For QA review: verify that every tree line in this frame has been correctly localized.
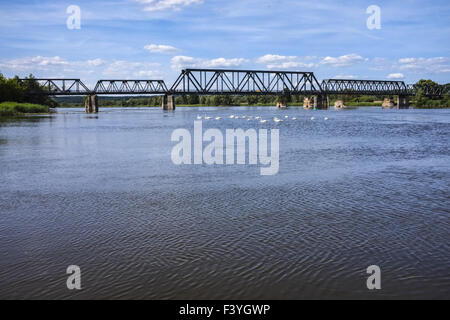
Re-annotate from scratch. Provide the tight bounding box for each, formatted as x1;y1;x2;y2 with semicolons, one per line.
0;74;57;107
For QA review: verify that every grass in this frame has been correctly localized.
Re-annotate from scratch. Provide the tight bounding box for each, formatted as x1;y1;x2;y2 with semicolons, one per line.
0;102;50;117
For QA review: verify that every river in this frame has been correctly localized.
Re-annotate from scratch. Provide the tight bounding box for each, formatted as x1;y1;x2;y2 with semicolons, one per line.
0;106;449;299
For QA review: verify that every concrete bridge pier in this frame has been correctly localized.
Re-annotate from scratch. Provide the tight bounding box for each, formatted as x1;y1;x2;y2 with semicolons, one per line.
382;98;395;108
85;95;98;113
304;95;328;109
162;95;176;110
397;95;410;109
276;102;288;109
315;95;329;109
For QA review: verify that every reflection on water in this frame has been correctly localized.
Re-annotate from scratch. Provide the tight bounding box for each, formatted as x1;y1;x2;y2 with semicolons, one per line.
0;107;449;299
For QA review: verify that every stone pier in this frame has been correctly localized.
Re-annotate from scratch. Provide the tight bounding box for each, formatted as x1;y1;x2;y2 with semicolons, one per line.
85;95;98;113
397;95;410;109
162;95;176;110
334;100;346;109
304;95;328;109
382;98;395;109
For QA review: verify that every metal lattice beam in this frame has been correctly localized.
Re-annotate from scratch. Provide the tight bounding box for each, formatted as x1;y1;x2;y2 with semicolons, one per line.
169;69;324;95
18;79;91;95
19;72;447;97
93;80;168;95
321;79;411;95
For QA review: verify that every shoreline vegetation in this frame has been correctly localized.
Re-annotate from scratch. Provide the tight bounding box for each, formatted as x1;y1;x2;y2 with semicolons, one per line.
0;102;50;117
1;74;449;117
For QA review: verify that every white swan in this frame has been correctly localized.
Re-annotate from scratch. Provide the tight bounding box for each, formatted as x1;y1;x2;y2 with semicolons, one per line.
324;117;328;121
311;117;315;120
260;119;268;123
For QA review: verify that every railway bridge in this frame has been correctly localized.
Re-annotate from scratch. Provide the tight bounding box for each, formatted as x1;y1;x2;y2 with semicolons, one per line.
19;69;447;112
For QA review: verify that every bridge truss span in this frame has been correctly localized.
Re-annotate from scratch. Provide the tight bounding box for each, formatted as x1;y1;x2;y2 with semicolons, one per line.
321;79;411;95
170;69;324;95
93;80;168;95
18;78;92;95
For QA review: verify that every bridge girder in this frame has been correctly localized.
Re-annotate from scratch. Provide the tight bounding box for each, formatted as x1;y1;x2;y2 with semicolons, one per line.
18;78;91;95
321;79;411;95
18;70;447;97
169;69;324;95
93;80;168;95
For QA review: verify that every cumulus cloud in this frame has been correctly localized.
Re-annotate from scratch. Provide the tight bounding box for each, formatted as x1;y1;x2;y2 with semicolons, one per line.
0;56;69;70
387;73;404;79
256;54;316;69
0;56;163;80
171;56;248;69
0;56;107;72
397;57;450;73
320;54;364;67
103;60;162;78
87;58;106;67
0;56;106;78
135;0;203;12
333;74;357;79
144;44;179;54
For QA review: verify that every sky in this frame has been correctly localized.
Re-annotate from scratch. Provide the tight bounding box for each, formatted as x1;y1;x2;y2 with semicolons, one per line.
0;0;449;87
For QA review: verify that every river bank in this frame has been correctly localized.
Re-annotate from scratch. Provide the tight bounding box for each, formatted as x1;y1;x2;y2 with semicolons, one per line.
0;102;50;117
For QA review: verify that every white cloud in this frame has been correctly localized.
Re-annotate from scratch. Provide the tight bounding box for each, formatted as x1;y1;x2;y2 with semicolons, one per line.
103;60;162;78
87;58;106;67
0;56;164;80
333;74;357;79
256;54;316;69
387;73;404;79
0;56;108;72
135;0;203;12
397;57;450;73
320;54;364;67
171;56;248;69
144;44;179;54
0;56;69;70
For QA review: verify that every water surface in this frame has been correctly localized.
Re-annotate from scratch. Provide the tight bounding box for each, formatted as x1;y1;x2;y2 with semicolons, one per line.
0;106;449;299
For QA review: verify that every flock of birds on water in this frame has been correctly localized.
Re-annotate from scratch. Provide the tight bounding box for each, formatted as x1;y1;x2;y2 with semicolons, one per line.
196;114;329;123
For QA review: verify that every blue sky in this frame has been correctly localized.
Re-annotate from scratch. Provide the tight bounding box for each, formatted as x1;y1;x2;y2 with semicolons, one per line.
0;0;449;86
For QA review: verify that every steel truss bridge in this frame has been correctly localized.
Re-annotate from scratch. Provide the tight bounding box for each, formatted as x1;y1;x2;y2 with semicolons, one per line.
19;69;447;97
